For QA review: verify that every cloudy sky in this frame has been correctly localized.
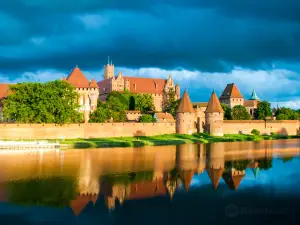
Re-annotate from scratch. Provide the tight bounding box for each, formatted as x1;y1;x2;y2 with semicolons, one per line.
0;0;300;108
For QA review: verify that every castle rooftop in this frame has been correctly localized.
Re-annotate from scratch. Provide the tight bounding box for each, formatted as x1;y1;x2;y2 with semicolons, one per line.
205;91;224;113
177;90;194;113
66;66;90;88
249;89;260;100
220;83;243;99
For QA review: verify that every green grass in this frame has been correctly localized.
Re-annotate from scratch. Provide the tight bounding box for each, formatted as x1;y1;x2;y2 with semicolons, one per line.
58;133;299;149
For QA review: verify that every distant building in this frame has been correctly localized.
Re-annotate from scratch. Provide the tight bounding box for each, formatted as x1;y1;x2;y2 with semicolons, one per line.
154;112;175;123
97;61;180;112
63;66;99;122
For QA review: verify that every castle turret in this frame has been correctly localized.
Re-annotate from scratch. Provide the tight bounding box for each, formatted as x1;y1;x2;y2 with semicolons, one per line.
205;91;224;136
104;58;114;80
249;89;260;100
176;90;195;134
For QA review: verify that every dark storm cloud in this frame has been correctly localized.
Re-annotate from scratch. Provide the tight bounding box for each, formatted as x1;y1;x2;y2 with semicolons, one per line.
1;0;300;75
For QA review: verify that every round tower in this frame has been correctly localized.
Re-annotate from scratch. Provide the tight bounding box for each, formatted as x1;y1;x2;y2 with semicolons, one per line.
176;90;195;134
205;91;224;136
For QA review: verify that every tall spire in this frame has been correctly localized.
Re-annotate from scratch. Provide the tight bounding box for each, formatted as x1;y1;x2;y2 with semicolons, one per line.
249;89;260;100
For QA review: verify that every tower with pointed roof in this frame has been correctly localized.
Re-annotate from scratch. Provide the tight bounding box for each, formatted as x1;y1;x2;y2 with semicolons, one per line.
249;89;260;100
206;143;225;190
205;91;224;136
65;66;99;122
176;89;195;134
219;83;244;108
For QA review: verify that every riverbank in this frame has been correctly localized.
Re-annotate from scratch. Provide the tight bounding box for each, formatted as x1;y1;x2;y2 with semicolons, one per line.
60;133;300;149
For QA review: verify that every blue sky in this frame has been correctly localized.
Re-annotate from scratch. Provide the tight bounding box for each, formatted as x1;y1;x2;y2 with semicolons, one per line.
0;0;300;108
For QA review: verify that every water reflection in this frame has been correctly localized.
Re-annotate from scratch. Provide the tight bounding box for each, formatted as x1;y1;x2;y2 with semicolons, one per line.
0;139;299;221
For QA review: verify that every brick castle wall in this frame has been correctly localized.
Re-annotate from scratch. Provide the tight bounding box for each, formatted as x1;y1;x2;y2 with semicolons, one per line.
0;123;175;139
223;120;300;135
0;120;298;140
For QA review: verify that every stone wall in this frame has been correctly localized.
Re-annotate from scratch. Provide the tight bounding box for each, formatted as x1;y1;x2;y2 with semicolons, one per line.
223;120;300;135
0;122;176;140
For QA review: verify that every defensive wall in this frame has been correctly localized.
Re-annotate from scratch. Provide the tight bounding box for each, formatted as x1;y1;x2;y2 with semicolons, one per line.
0;120;298;140
0;122;175;139
223;120;299;136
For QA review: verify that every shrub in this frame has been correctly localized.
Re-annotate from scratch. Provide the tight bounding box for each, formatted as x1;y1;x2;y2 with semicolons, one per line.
139;114;155;123
251;129;260;135
270;132;276;136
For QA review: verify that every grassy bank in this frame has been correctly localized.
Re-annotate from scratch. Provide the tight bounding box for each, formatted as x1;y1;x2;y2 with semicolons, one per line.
60;133;300;149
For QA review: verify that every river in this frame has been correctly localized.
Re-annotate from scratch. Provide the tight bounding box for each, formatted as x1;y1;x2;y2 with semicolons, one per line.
0;139;299;224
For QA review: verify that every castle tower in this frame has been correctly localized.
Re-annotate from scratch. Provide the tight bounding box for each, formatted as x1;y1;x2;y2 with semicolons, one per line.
219;83;244;108
249;89;260;101
176;90;195;134
205;91;224;136
104;57;114;80
66;66;99;122
222;168;245;190
206;143;225;190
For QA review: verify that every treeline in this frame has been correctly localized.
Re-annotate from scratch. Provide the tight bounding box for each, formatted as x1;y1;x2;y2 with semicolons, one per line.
221;101;300;120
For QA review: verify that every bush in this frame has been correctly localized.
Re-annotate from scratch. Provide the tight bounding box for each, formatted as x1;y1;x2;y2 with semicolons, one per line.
270;132;276;136
251;129;260;135
139;114;155;123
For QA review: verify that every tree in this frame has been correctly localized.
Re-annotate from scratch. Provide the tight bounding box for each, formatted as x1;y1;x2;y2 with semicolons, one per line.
275;107;298;120
89;101;110;123
254;101;272;120
231;105;251;120
139;114;156;123
3;81;83;124
163;88;180;118
106;96;127;122
221;103;232;120
135;94;155;113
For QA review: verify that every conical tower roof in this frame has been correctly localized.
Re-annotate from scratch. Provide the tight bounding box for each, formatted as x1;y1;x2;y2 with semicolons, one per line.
70;195;90;216
67;66;90;88
90;195;99;206
252;168;260;178
177;90;195;113
89;77;99;88
207;168;224;190
222;173;245;190
249;89;260;100
205;91;224;113
220;83;243;99
178;170;194;192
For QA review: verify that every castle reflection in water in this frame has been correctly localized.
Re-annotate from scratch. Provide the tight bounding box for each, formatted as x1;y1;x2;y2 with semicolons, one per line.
0;139;299;215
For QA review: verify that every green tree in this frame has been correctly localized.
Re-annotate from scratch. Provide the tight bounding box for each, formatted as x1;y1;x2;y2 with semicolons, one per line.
89;101;110;123
139;114;156;123
231;105;251;120
163;88;180;118
275;107;298;120
258;158;273;170
106;96;127;122
129;96;136;110
254;101;272;120
221;103;232;120
135;94;155;113
3;81;83;124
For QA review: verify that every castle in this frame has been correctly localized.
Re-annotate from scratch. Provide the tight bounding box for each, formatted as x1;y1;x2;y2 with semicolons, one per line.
97;61;180;111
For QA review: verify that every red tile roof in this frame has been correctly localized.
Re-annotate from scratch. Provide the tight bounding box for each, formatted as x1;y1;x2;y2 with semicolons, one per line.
177;90;195;113
89;78;99;88
0;84;10;99
205;91;224;113
220;83;244;99
207;168;224;190
155;112;175;122
66;67;90;88
124;76;166;95
178;170;194;191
